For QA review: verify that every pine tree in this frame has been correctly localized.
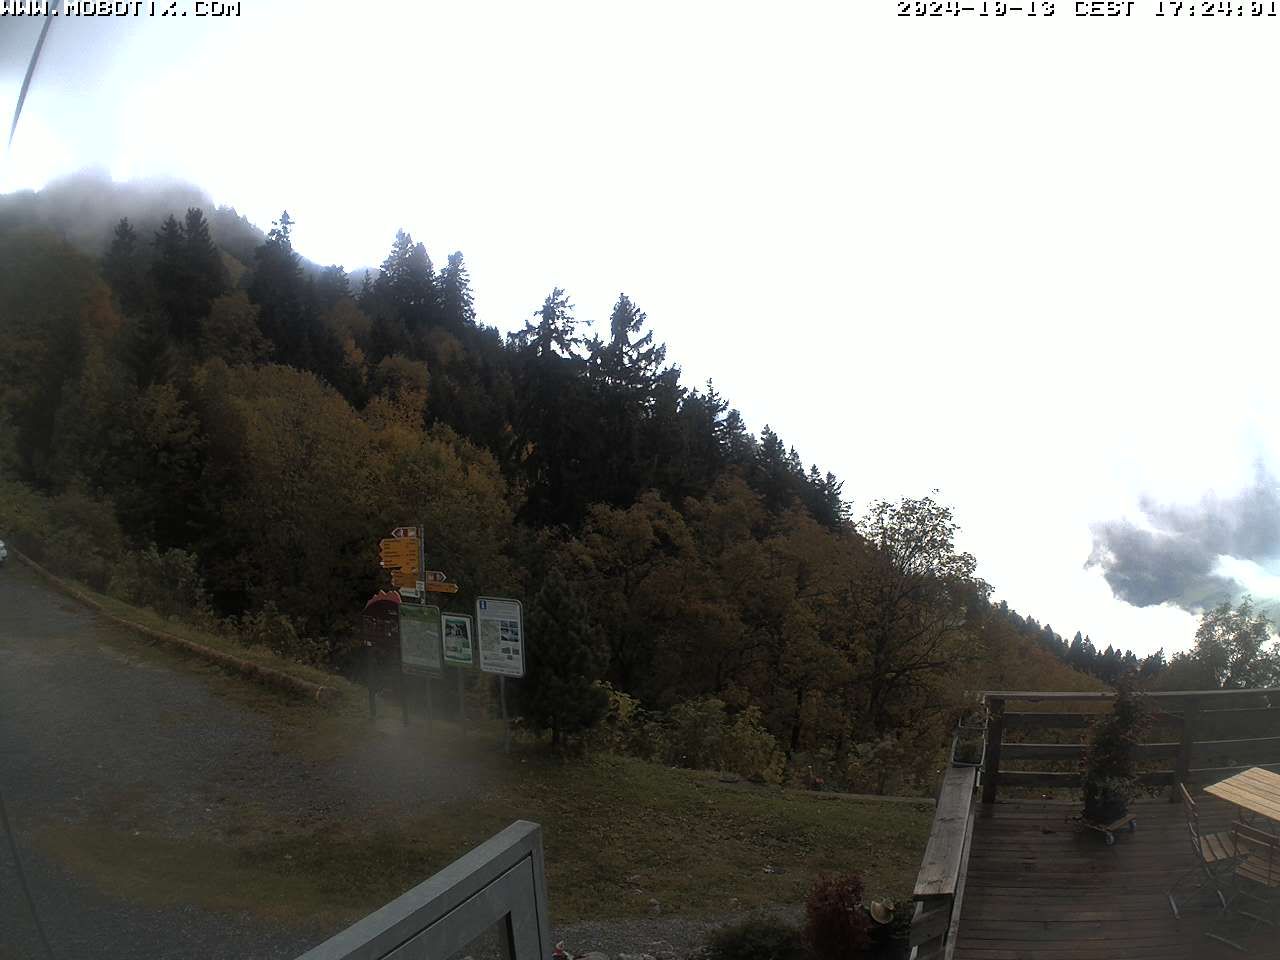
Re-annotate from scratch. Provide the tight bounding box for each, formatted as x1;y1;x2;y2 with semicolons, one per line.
103;218;147;315
438;251;476;329
375;230;436;330
511;288;581;359
520;569;608;747
151;214;186;337
315;265;351;309
180;207;227;323
248;211;307;360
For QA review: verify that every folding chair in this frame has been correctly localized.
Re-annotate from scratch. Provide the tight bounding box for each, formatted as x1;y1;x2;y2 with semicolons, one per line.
1167;782;1238;918
1205;821;1280;952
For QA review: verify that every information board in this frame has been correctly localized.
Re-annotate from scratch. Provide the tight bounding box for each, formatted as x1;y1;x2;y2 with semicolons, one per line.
442;613;475;667
399;604;443;676
476;597;524;677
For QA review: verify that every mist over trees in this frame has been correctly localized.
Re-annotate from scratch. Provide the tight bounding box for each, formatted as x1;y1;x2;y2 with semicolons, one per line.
0;175;1187;792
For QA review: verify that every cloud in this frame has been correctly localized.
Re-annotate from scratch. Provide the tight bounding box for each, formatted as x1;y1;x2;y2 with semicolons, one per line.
1087;464;1280;615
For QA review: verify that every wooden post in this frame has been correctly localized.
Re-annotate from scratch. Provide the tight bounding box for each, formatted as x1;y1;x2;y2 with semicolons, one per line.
457;669;466;730
1173;697;1199;801
425;675;435;738
981;697;1005;804
500;676;510;754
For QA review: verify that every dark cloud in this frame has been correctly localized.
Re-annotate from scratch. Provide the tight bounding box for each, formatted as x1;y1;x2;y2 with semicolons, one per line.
1087;465;1280;614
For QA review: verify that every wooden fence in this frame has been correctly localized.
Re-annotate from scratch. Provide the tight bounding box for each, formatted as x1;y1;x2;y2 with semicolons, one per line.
980;688;1280;802
909;687;1280;960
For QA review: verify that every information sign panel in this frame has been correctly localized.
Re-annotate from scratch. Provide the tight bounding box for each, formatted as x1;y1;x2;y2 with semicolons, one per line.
476;597;524;678
399;604;443;676
442;613;475;667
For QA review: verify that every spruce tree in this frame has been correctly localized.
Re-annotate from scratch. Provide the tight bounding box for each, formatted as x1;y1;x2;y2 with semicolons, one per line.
520;569;608;747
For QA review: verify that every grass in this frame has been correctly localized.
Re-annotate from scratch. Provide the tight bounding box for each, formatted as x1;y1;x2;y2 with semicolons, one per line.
37;752;933;928
18;555;935;929
17;551;366;714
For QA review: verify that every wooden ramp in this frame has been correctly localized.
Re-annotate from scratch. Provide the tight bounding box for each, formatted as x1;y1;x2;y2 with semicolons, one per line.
952;798;1251;960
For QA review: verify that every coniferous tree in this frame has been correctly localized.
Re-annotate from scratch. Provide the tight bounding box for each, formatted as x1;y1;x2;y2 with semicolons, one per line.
248;211;308;361
375;230;436;332
438;251;476;330
103;218;148;315
519;569;608;747
315;265;351;310
181;207;228;321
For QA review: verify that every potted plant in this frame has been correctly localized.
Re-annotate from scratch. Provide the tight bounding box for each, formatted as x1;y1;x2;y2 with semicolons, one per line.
1080;673;1153;825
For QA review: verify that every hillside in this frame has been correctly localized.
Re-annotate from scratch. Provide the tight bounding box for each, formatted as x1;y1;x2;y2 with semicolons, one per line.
0;172;1120;795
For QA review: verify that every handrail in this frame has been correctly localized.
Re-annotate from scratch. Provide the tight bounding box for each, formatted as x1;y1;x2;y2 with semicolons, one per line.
978;688;1280;803
295;820;552;960
909;764;977;960
977;688;1280;701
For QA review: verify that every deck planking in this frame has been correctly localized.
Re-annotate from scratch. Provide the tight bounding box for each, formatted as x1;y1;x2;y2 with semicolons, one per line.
952;798;1268;960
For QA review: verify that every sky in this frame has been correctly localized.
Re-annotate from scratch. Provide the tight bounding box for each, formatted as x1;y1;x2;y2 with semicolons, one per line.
5;1;1280;658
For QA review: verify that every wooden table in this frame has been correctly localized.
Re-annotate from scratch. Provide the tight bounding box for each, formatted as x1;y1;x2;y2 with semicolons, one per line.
1204;767;1280;825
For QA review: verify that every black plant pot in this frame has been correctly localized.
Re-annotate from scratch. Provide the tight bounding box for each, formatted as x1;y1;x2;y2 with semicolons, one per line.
1083;788;1128;825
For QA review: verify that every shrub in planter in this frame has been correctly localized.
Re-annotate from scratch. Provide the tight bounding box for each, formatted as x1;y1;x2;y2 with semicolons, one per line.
805;872;870;960
1080;673;1153;824
704;917;806;960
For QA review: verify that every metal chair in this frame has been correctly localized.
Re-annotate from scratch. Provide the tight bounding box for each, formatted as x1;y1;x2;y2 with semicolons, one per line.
1205;821;1280;952
1167;782;1239;918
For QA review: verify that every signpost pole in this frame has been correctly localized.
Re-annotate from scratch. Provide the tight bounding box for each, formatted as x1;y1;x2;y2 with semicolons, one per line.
365;638;377;720
425;675;434;738
499;676;510;754
457;669;466;731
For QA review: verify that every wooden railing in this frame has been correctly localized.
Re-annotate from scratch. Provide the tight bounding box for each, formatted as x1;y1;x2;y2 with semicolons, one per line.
909;763;977;960
978;688;1280;803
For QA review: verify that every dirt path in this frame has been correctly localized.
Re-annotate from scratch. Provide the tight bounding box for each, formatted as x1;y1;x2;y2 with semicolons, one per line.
0;562;502;959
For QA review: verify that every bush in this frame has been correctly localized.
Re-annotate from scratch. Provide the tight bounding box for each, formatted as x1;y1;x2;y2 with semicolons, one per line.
108;544;211;619
662;698;787;783
722;705;786;784
0;476;52;560
805;872;870;960
666;697;729;769
1081;672;1153;822
586;681;667;759
703;917;806;960
43;488;125;590
235;602;327;665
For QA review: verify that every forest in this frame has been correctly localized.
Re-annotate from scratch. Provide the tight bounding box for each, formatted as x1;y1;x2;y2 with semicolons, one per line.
0;173;1267;794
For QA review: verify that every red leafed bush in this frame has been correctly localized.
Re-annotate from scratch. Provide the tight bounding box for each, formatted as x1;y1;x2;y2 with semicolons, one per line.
804;872;870;959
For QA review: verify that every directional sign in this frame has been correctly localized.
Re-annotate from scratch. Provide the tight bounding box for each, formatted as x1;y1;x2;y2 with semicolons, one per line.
442;614;474;666
390;571;419;588
391;527;418;539
424;570;448;583
425;581;459;594
380;540;418;558
476;597;524;678
399;604;443;676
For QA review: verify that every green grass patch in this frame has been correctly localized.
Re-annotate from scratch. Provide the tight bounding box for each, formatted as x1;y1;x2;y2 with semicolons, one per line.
37;752;932;927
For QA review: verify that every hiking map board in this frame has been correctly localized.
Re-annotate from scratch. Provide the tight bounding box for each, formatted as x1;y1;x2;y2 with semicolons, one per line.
400;604;443;677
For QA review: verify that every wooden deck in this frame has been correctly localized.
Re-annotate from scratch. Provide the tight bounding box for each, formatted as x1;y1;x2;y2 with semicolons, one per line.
952;797;1251;960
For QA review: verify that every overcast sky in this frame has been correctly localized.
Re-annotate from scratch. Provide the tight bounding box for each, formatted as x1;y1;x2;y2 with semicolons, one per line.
5;2;1280;657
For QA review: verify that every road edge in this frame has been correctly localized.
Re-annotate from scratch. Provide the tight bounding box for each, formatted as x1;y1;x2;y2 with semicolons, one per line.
11;548;342;707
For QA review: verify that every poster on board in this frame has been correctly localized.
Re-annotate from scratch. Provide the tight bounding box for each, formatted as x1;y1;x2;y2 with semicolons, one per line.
442;613;474;667
399;604;443;676
476;597;524;677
